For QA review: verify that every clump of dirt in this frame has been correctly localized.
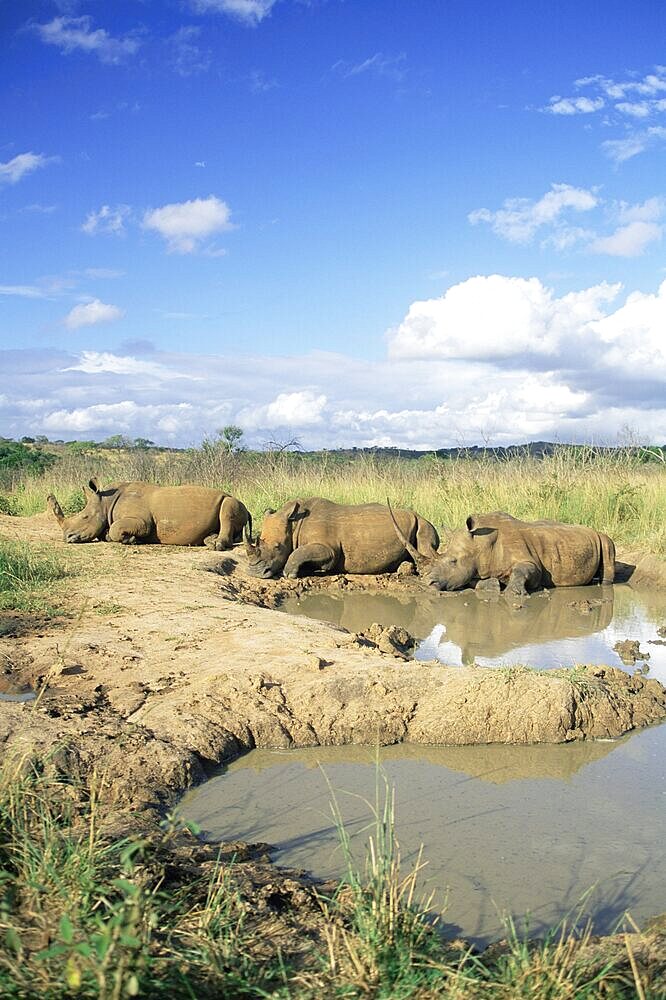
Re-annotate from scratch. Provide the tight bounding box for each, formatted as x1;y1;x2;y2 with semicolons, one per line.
614;638;651;665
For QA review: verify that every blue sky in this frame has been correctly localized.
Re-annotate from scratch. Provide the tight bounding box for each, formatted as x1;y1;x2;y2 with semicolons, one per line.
2;0;665;448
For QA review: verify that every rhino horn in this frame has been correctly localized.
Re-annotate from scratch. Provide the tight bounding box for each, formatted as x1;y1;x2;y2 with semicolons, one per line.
386;498;434;573
47;494;65;525
243;524;257;554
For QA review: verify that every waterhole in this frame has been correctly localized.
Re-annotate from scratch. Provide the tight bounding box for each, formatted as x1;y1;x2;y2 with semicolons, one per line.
280;583;666;677
181;583;666;944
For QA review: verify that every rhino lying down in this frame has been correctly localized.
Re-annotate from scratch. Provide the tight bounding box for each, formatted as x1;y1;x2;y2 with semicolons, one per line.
391;510;615;595
245;498;439;578
48;479;251;550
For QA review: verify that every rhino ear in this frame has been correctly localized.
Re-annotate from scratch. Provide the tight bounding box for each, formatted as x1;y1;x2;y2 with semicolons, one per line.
86;477;101;495
263;507;276;516
285;500;309;522
466;516;477;532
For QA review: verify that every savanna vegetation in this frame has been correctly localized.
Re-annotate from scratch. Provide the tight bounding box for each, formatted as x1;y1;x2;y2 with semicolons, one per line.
2;431;666;553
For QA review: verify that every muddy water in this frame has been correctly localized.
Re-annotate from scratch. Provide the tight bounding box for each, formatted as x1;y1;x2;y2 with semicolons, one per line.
281;583;666;679
181;583;666;944
182;728;666;944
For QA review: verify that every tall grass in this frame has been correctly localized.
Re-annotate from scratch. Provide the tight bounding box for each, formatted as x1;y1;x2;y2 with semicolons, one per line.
3;444;666;552
0;755;288;998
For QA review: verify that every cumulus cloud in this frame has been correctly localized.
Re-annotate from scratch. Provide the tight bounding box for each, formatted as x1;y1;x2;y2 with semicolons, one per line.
471;185;665;258
143;195;233;253
189;0;278;25
469;184;598;244
388;275;619;361
81;204;131;236
238;390;328;430
0;152;56;185
34;16;141;64
5;276;666;448
63;300;124;330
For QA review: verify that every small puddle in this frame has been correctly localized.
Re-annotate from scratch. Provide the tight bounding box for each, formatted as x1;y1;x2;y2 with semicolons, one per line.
280;583;666;679
182;729;666;945
181;581;666;944
0;678;36;703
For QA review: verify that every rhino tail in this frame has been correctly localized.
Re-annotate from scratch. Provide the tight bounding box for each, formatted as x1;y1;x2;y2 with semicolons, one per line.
600;532;616;584
246;510;253;542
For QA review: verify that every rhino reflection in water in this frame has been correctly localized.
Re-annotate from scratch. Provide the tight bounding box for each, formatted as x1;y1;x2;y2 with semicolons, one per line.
48;479;251;549
390;508;616;595
424;586;615;665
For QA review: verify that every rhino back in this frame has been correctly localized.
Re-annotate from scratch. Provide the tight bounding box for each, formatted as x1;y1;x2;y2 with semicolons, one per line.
299;500;418;573
505;522;604;586
116;485;225;545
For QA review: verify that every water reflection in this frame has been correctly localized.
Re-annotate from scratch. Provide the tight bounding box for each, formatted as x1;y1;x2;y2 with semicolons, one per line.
181;726;666;944
281;583;666;677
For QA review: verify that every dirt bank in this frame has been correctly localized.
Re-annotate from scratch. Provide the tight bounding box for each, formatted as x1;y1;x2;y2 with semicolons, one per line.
2;512;666;816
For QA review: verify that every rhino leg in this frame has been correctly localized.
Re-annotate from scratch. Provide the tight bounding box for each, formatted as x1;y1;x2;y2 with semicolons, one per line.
283;543;338;579
505;561;542;596
108;517;151;545
214;496;247;550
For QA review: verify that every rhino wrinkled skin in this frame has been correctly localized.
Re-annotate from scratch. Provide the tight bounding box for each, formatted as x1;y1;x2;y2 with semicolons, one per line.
391;510;616;595
48;479;251;550
245;498;439;579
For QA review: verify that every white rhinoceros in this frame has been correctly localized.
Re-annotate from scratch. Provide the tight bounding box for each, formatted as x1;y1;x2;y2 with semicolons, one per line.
48;479;251;550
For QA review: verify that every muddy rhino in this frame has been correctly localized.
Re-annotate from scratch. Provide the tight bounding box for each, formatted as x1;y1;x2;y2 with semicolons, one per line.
48;479;251;550
245;498;439;578
390;509;615;595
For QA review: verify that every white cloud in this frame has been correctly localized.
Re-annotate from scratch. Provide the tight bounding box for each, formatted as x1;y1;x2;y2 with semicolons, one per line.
469;184;598;244
63;300;124;330
590;280;666;377
337;52;407;82
35;16;141;64
239;390;328;429
143;195;233;253
615;101;652;118
588;221;662;257
544;95;604;115
5;276;666;449
167;26;211;76
0;152;56;185
81;204;131;236
0;284;46;299
190;0;278;25
388;275;619;361
62;351;200;380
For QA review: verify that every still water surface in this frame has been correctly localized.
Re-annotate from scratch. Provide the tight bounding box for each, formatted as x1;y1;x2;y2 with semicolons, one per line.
181;583;666;943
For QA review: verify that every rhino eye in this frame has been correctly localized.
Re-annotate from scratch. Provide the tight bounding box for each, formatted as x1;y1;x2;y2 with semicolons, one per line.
449;558;457;565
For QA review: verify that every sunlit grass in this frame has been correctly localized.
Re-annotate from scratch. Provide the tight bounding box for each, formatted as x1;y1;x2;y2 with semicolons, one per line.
3;444;666;552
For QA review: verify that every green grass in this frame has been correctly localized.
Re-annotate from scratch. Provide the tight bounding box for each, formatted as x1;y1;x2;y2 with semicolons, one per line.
3;444;666;553
0;539;69;612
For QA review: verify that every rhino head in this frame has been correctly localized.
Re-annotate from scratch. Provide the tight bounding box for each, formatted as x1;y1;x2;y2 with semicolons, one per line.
47;478;109;543
389;504;500;591
244;500;308;578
